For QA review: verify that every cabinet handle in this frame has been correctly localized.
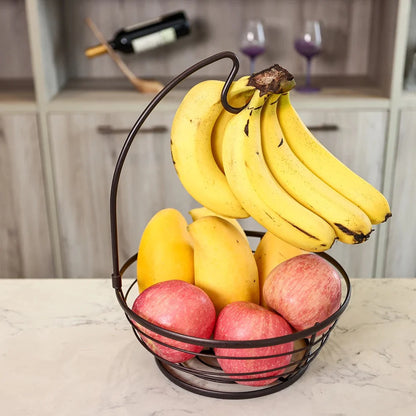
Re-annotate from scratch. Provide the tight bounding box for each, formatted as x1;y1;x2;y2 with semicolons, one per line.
306;124;339;132
97;125;168;135
97;124;336;135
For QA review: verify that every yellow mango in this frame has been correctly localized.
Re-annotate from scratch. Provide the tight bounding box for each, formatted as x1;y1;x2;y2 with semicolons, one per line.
188;216;259;313
137;208;194;293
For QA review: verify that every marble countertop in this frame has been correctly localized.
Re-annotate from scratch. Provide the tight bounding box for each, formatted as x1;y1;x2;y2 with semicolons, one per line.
1;278;415;415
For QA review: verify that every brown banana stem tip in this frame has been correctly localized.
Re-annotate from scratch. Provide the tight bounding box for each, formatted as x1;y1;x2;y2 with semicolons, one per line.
247;64;296;95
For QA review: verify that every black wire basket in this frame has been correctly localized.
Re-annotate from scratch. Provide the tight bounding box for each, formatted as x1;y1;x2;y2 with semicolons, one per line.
109;51;352;400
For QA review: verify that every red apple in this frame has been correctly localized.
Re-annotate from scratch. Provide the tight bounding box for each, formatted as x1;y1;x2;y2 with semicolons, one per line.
132;280;216;363
263;253;342;333
214;301;293;386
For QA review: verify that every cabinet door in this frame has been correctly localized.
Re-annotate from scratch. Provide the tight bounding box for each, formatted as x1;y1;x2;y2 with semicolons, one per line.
48;112;196;279
292;109;388;277
385;110;416;277
0;113;54;278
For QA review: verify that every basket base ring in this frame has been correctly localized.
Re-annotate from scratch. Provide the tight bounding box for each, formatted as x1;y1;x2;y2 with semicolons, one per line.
155;356;310;400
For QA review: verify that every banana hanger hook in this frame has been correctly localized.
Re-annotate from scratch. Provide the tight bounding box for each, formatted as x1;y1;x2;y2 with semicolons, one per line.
110;51;244;290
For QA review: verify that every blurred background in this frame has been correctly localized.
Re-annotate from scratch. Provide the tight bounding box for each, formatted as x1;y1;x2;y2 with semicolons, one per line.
1;0;415;280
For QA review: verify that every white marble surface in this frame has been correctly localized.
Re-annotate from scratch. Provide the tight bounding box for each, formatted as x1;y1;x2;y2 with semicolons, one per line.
1;278;415;415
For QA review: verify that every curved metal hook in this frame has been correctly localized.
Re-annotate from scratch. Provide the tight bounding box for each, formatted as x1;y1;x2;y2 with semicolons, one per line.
110;51;242;289
220;55;248;114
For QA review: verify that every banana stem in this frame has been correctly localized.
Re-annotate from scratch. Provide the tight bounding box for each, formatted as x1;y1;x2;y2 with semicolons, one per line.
247;64;296;95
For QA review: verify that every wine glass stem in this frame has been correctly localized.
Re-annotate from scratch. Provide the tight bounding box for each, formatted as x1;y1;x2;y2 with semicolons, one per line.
250;57;256;74
305;57;312;88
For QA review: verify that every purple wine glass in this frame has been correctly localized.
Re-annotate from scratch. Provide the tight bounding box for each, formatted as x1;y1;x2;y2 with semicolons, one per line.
294;20;322;92
240;19;266;74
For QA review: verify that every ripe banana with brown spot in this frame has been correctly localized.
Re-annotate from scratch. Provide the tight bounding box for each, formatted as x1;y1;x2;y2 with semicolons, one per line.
276;93;391;225
171;79;254;218
222;89;337;252
261;94;373;244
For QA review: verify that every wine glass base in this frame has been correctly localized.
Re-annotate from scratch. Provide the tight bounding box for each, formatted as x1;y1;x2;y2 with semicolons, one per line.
296;85;320;93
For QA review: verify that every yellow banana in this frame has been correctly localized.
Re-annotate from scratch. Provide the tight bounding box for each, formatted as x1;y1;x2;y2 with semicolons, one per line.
276;93;391;225
261;94;373;244
136;208;194;293
212;76;254;172
171;79;252;218
222;89;337;252
254;231;307;307
188;216;259;313
189;206;249;243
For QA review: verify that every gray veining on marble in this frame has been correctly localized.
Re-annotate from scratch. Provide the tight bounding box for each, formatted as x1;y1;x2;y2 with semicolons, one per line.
0;278;415;415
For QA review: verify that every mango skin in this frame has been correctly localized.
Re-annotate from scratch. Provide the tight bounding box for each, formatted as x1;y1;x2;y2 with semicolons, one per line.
188;216;259;314
189;206;249;243
137;208;194;293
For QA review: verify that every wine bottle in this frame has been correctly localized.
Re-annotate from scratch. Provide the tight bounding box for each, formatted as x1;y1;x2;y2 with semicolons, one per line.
85;11;190;58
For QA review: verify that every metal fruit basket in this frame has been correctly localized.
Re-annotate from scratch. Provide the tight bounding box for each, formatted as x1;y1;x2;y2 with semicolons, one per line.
109;51;352;400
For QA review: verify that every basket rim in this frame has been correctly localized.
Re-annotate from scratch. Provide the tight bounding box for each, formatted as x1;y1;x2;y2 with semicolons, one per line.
114;248;351;349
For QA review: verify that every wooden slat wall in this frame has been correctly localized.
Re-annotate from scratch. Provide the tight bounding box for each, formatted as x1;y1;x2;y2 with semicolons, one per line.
0;114;54;277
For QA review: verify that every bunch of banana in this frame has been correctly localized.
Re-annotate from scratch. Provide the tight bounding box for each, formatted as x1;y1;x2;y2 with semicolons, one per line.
276;93;392;225
222;88;336;252
170;64;391;252
261;94;374;244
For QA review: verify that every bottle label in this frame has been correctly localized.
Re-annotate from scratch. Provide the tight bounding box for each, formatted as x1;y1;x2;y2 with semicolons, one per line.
131;27;177;53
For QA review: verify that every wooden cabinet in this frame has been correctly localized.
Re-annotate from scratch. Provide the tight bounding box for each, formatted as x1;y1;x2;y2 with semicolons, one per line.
48;111;196;278
0;114;54;278
384;109;416;277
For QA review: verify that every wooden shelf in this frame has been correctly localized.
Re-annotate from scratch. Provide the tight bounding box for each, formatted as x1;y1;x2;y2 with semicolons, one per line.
44;72;391;113
46;84;390;113
0;91;37;112
47;78;187;112
290;88;390;110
